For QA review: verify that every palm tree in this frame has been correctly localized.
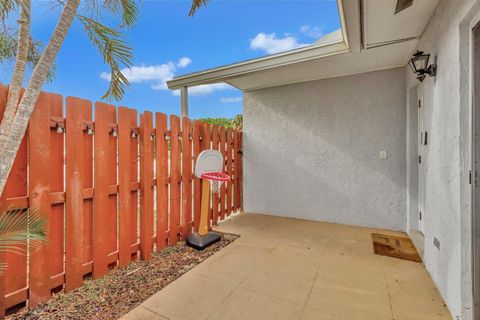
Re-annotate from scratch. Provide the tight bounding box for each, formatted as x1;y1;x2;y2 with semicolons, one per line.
0;0;209;198
0;206;46;272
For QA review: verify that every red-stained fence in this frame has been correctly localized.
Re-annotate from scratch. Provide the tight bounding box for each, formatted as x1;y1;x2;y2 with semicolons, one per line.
0;85;243;316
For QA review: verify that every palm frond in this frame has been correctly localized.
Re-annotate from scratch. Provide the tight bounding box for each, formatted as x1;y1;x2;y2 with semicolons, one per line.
78;14;133;101
102;0;139;28
189;0;208;17
0;33;57;82
0;206;47;256
0;0;17;23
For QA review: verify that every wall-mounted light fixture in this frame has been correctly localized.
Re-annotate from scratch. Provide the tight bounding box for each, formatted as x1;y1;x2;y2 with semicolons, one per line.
409;50;437;82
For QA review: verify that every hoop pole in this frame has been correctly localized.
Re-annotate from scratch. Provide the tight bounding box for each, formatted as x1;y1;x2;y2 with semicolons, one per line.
198;179;210;236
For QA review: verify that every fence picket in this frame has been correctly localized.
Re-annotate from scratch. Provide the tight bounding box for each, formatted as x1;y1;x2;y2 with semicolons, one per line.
211;125;220;225
226;129;233;216
82;104;94;273
170;115;181;245
193;121;202;231
182;118;193;238
234;130;240;211
0;93;28;313
140;112;154;260
201;123;212;228
118;107;136;266
28;92;62;307
93;102;117;278
65;97;90;291
155;113;168;249
219;127;226;221
238;131;243;211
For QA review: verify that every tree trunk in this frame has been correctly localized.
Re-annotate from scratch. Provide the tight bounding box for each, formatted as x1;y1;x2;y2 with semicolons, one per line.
0;0;80;197
0;0;31;152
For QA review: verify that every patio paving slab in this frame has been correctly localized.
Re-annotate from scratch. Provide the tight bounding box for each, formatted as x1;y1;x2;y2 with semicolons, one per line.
122;213;452;320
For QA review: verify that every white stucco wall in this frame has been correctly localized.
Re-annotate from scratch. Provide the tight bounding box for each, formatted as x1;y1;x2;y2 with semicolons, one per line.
243;68;406;231
404;0;480;319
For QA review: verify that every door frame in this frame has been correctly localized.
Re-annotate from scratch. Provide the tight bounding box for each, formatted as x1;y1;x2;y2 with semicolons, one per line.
472;20;480;320
417;86;426;235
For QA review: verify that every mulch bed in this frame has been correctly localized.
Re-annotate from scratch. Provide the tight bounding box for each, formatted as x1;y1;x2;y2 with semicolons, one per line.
8;233;238;320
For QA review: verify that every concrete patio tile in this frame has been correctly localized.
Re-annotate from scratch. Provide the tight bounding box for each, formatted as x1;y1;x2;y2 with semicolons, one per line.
193;244;274;285
224;231;280;249
380;258;451;319
207;287;303;320
121;306;169;320
315;252;387;293
260;246;322;281
138;273;236;320
304;285;393;320
240;266;314;306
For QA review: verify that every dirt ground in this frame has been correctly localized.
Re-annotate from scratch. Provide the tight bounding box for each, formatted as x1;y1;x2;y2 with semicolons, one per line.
9;233;238;320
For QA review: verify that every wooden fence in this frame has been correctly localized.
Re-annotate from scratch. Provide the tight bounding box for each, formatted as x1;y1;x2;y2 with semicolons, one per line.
0;85;243;316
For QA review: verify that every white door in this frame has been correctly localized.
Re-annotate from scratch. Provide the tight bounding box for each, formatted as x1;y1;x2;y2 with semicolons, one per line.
418;86;426;234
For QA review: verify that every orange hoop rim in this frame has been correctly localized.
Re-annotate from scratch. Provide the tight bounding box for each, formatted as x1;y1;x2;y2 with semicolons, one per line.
201;172;231;182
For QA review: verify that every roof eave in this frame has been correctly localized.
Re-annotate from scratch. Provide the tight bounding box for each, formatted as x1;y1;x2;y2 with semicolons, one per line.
167;40;349;90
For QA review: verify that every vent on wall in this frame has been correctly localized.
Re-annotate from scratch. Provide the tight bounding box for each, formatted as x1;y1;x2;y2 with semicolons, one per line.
394;0;414;14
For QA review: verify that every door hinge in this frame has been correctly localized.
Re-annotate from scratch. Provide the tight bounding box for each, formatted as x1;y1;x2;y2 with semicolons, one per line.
470;170;472;184
419;211;422;220
419;155;422;164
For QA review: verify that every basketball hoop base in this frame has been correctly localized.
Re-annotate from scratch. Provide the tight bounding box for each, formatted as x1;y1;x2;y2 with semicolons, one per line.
186;232;221;250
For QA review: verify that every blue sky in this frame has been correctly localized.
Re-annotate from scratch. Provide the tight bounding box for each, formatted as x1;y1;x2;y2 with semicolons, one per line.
1;0;340;119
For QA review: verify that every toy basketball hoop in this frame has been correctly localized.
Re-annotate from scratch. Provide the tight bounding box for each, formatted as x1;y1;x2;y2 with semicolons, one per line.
187;150;230;250
201;171;230;194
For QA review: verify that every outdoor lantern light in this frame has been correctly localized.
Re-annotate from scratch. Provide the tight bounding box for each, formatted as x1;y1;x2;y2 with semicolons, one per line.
409;50;437;81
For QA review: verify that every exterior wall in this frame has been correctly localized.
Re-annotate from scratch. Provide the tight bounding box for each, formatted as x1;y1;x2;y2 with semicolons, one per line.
405;0;480;318
243;68;406;231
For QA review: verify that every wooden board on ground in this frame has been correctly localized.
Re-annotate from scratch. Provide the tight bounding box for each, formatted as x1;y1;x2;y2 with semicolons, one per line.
371;233;421;262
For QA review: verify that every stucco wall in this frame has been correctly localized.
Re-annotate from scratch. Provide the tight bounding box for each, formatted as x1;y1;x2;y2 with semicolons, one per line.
404;0;480;319
243;68;406;231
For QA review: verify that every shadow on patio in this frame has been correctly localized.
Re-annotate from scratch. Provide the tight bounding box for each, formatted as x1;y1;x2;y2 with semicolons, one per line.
122;213;451;320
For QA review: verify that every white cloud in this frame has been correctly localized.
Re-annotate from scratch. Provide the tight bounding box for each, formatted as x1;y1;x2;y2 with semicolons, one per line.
100;57;191;91
220;96;242;103
177;57;192;68
172;83;233;97
300;25;324;39
250;32;308;54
